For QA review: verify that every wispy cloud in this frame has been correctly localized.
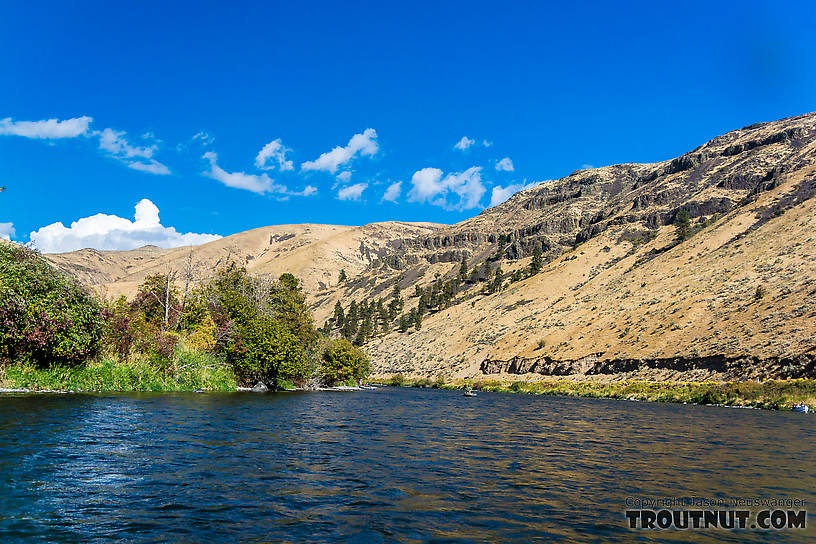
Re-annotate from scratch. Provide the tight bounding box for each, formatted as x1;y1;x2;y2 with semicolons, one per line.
255;139;294;171
96;128;171;175
382;181;401;202
407;166;485;211
0;116;92;139
337;182;368;201
489;181;543;207
203;151;316;197
495;157;514;172
29;199;221;253
454;136;475;151
203;151;277;194
302;128;379;173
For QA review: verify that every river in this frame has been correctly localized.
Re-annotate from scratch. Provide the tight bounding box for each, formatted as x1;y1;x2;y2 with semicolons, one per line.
0;387;813;542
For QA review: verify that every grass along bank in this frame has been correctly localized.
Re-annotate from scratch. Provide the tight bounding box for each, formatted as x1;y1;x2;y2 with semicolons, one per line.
1;348;237;392
373;375;816;411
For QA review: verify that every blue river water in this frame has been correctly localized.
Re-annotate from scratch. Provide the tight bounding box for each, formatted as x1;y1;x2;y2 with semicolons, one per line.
0;387;813;543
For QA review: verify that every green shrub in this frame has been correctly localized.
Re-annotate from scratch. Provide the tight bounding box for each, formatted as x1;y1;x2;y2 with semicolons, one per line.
0;243;104;367
227;315;312;387
320;338;370;386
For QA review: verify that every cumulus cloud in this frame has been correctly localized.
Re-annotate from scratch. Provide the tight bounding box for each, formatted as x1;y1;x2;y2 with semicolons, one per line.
255;139;294;171
336;171;352;183
482;139;493;148
489;181;544;207
301;128;379;173
454;136;475;151
0;222;14;241
29;199;221;253
382;181;401;202
407;166;486;211
0;116;92;139
495;157;514;172
337;183;368;201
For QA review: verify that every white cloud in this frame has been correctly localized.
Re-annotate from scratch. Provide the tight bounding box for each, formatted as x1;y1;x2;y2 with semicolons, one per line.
495;157;514;172
203;152;314;197
128;160;171;175
482;139;493;148
0;222;14;241
0;116;92;139
337;183;368;201
580;163;594;169
407;166;486;211
336;170;352;183
97;128;154;158
193;131;214;145
454;136;475;151
255;139;294;171
302;129;379;173
29;199;221;253
0;116;171;175
96;128;171;175
203;151;276;194
489;181;544;207
382;181;401;202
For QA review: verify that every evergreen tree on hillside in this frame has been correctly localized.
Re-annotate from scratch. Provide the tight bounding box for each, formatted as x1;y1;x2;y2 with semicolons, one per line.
490;266;504;294
675;209;692;242
388;281;403;320
458;256;468;281
334;300;345;329
530;245;543;274
338;269;347;283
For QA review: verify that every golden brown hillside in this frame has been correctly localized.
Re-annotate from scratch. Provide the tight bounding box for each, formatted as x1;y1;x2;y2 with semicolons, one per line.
46;222;442;301
48;112;816;382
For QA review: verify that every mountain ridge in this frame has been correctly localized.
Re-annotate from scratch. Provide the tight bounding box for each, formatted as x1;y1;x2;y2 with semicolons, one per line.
47;111;816;381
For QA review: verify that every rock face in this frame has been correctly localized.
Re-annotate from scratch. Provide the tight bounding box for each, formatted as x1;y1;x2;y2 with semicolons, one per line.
46;112;816;381
251;382;269;393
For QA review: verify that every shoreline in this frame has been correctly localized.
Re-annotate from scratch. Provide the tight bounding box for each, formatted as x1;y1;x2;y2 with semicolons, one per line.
370;376;816;412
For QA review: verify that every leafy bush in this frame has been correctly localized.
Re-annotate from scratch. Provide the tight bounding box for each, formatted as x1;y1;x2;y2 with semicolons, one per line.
227;315;312;387
0;243;104;367
320;338;370;386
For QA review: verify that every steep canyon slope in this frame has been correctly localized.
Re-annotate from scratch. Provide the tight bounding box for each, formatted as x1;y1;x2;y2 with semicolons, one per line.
48;112;816;381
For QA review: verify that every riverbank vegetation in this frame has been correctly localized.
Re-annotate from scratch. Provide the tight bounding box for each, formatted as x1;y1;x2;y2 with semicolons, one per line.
0;242;369;392
376;375;816;411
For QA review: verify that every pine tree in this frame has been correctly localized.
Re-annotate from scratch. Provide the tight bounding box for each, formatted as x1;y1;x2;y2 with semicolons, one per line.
530;245;543;274
675;209;692;242
339;269;347;283
334;300;345;329
388;281;403;320
458;256;468;281
490;266;504;293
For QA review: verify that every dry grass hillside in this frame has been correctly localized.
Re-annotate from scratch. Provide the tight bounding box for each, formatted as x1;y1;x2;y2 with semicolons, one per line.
48;112;816;381
46;222;441;301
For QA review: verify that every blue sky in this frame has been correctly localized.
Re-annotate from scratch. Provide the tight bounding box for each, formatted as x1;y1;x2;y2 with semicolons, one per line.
1;0;814;252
